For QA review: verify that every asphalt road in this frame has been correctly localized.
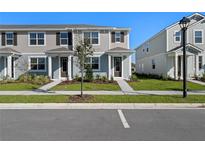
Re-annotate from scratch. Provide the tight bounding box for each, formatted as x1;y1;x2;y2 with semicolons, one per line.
0;109;205;141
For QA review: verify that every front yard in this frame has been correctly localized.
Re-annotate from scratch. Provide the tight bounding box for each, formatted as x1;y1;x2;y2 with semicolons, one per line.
51;81;120;91
0;95;205;103
0;82;41;91
128;79;205;91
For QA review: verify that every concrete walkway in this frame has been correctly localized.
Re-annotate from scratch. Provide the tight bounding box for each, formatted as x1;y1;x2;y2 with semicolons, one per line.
0;90;205;95
0;103;204;109
116;79;134;93
38;80;62;91
188;79;205;86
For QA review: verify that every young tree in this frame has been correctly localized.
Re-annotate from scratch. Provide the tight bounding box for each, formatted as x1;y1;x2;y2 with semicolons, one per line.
74;40;94;97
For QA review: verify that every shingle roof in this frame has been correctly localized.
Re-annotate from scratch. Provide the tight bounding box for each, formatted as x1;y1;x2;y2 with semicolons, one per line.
107;47;134;54
0;24;130;31
0;47;21;55
45;47;74;54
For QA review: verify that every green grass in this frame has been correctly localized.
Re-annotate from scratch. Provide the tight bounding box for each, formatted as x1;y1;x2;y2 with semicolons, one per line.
129;79;205;91
0;95;205;103
0;83;40;91
51;82;120;91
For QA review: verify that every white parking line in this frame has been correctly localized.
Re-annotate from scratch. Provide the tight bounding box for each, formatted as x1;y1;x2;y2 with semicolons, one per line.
117;109;130;128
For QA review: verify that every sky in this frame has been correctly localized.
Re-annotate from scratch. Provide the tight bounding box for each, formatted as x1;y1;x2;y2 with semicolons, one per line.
0;12;202;62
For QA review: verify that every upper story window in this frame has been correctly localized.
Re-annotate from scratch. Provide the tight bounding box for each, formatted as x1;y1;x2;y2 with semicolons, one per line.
30;57;46;71
194;30;203;44
199;56;203;70
174;31;181;43
115;32;121;43
84;32;99;45
111;31;124;43
60;32;68;45
6;32;14;45
85;56;100;70
29;32;45;46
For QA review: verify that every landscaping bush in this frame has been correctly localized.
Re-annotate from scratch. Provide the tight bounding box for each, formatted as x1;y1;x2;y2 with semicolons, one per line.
201;74;205;82
18;74;50;85
95;74;100;80
130;74;138;81
0;75;15;84
85;64;93;82
74;74;82;82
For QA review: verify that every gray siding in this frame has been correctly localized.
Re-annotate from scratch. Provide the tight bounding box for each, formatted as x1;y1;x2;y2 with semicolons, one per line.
0;56;4;79
52;56;59;79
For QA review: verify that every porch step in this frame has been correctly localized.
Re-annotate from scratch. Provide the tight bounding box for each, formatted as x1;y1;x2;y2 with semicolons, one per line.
116;79;134;93
38;80;63;91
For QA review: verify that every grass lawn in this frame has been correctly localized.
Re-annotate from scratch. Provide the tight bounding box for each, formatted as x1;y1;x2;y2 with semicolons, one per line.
0;83;40;91
51;82;120;91
129;79;205;91
0;95;205;103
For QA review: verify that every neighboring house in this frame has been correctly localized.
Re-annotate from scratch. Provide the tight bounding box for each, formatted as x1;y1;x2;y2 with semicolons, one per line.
135;13;205;80
0;24;133;80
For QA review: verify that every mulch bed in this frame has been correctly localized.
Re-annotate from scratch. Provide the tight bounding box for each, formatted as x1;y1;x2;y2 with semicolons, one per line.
60;80;118;85
69;95;94;103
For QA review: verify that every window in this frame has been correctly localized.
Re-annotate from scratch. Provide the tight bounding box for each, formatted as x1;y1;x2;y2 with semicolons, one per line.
30;57;46;71
152;59;155;69
60;32;68;45
146;48;149;52
199;56;203;70
194;30;203;44
174;31;181;42
6;32;14;45
84;32;99;45
115;32;121;43
85;57;100;70
29;32;45;45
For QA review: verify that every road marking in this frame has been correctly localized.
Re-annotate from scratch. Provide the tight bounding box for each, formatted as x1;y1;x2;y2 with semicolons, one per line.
117;109;130;128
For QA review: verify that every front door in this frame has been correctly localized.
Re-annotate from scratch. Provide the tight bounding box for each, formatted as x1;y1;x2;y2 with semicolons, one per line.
114;57;122;77
60;57;68;78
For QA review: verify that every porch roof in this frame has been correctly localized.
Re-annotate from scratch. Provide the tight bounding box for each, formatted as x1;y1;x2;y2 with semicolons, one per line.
45;47;74;55
106;47;134;54
0;47;21;55
168;43;203;55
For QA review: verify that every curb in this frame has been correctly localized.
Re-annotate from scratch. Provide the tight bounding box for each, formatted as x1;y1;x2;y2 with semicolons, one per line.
0;103;205;109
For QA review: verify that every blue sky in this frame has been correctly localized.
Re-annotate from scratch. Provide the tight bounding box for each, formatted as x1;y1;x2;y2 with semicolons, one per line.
0;12;202;62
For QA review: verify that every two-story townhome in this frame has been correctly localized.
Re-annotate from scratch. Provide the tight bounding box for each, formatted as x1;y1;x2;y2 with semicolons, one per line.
135;13;205;80
0;24;133;81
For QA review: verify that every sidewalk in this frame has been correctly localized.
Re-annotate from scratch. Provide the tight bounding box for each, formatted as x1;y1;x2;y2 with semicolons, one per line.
0;103;204;109
116;79;134;93
38;80;62;91
188;79;205;86
0;90;205;95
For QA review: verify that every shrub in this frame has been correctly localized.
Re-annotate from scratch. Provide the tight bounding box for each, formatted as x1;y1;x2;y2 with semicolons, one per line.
101;76;107;82
18;74;50;85
85;64;93;82
130;74;138;81
201;74;205;82
95;74;100;80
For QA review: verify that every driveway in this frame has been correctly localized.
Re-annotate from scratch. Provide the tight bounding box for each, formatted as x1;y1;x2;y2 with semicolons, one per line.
0;109;205;140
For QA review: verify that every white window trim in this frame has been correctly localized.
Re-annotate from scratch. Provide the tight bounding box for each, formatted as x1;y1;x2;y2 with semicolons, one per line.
82;31;100;46
115;31;121;43
194;29;204;44
5;32;14;46
174;30;181;43
28;56;47;72
60;32;69;46
85;55;101;71
28;32;46;46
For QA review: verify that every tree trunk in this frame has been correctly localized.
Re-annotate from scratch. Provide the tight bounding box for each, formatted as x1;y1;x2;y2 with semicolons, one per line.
81;67;83;97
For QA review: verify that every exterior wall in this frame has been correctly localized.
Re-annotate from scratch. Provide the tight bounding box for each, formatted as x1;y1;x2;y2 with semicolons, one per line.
122;55;130;79
136;53;168;77
136;30;167;76
14;54;48;80
110;31;129;49
0;56;4;79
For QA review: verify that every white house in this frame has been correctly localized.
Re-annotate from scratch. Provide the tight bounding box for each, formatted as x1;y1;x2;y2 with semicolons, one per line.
135;13;205;80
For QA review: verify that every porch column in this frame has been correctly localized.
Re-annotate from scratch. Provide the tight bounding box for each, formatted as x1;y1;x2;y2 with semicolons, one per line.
128;55;132;78
7;56;12;78
108;55;111;80
195;55;199;76
174;53;178;80
48;56;52;79
4;56;7;77
68;55;72;80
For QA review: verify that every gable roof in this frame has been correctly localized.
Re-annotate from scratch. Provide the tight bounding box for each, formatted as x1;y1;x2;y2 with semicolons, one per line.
0;47;21;55
135;13;205;51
